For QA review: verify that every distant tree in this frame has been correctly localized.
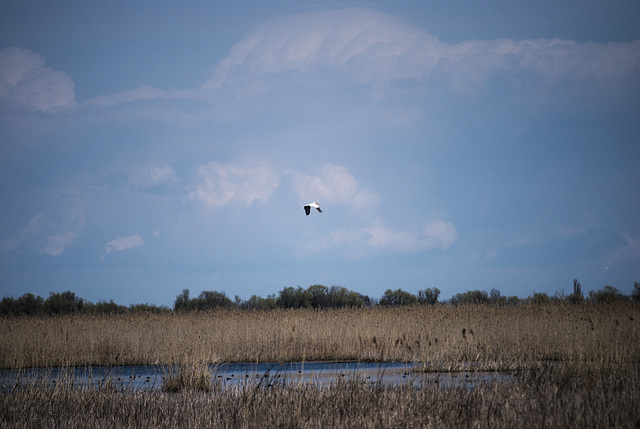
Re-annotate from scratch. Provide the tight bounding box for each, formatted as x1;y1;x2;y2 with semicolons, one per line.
417;288;440;305
327;285;366;308
43;291;84;314
565;293;585;304
530;292;550;305
243;286;356;310
241;294;278;310
358;293;372;307
86;300;127;314
379;289;418;306
565;279;585;304
506;296;522;305
0;296;15;316
0;293;48;316
174;289;191;312
262;294;279;310
277;286;311;309
573;279;582;296
488;288;509;304
450;290;489;305
632;282;640;302
588;286;627;303
307;284;330;308
239;295;256;310
197;290;234;310
129;303;170;314
16;293;45;315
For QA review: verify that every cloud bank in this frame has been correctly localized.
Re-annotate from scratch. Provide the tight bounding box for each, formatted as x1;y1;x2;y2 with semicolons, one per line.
12;7;632;116
201;8;639;103
0;47;76;111
103;235;144;257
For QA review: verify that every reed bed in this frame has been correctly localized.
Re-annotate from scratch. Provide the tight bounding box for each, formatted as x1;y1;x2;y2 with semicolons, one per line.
1;303;639;371
1;365;639;428
2;303;639;427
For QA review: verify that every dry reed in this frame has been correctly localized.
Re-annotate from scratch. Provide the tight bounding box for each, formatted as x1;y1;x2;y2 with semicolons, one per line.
2;304;639;428
1;365;638;428
1;303;638;371
161;363;214;393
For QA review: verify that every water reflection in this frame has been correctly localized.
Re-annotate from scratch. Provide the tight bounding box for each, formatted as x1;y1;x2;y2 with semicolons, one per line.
1;362;514;391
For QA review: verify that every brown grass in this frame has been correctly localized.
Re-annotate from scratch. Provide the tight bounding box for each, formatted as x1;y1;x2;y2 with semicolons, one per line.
1;366;639;428
1;303;639;370
161;363;214;393
2;303;639;427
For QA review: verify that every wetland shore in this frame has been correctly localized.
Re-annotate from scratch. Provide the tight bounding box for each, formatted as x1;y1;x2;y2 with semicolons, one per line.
2;303;639;427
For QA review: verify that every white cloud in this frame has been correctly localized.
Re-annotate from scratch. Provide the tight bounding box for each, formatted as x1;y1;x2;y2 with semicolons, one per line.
186;161;279;208
422;220;458;249
297;227;371;256
0;214;44;254
0;47;76;111
71;9;638;112
103;235;144;257
200;8;639;102
299;220;457;256
287;164;379;214
203;8;434;91
84;85;192;107
143;165;179;188
0;187;86;257
43;232;76;256
365;220;457;252
287;164;456;254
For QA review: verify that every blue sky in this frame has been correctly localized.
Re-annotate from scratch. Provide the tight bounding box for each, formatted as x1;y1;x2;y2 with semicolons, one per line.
1;1;639;306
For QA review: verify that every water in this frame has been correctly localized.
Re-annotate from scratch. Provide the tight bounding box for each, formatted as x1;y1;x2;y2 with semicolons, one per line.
0;362;514;391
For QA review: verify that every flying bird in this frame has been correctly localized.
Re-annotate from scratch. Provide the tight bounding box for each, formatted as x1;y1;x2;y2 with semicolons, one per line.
304;202;322;216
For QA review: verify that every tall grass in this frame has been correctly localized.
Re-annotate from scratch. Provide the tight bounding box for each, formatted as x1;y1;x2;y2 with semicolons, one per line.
1;366;639;428
161;363;215;393
1;303;638;370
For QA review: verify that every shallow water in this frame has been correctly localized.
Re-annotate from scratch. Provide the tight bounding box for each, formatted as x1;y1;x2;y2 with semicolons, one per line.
0;362;514;391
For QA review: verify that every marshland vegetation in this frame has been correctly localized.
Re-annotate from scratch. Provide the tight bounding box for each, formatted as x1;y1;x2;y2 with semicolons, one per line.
2;366;639;428
1;298;639;427
1;302;638;369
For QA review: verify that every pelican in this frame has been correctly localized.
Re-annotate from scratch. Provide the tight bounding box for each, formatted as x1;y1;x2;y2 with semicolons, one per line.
304;202;322;215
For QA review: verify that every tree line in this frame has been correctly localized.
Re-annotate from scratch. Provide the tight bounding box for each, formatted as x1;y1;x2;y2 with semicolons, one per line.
0;291;169;317
2;281;639;316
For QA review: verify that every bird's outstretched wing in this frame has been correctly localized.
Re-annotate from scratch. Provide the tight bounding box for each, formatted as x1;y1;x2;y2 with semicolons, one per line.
316;207;322;213
304;205;311;215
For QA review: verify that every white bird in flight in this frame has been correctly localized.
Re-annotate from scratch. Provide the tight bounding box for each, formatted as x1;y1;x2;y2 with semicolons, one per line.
304;202;322;216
